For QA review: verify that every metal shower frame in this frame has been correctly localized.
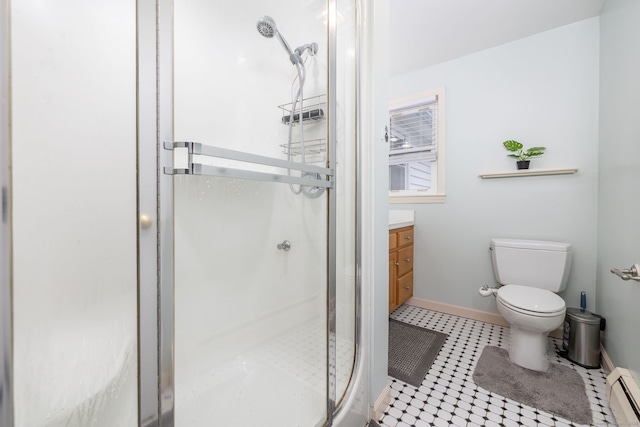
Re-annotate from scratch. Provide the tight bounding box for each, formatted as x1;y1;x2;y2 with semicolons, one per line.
0;0;13;425
137;0;363;426
0;0;362;425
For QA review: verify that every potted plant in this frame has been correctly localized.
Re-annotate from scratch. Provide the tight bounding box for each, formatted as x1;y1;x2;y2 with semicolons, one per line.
502;140;546;169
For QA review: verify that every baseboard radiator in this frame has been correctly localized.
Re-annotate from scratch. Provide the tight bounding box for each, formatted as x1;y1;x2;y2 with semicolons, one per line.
607;368;640;425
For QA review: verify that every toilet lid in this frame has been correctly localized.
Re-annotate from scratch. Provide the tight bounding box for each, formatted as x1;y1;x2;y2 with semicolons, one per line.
497;285;566;315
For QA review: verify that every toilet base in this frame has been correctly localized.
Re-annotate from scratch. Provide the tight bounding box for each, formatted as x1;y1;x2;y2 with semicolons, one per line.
508;326;550;371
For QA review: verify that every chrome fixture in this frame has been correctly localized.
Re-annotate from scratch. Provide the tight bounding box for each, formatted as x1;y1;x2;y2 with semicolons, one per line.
256;16;318;66
163;141;334;189
611;264;640;282
277;240;291;251
256;16;298;64
294;42;319;58
256;15;324;198
478;285;498;297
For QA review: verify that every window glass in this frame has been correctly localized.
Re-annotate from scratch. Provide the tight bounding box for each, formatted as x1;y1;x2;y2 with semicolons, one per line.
389;88;445;203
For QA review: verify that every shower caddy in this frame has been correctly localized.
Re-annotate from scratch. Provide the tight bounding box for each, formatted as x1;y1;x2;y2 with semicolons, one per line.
278;93;327;159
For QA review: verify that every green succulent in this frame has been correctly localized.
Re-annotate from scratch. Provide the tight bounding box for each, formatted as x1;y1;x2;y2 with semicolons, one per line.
502;140;546;161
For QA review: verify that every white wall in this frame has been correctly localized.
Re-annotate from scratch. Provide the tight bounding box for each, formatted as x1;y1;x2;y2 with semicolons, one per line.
11;1;138;426
390;18;600;314
173;0;329;355
597;0;640;382
367;0;391;407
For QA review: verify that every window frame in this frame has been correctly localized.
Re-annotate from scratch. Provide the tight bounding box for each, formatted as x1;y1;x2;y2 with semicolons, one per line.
388;87;446;204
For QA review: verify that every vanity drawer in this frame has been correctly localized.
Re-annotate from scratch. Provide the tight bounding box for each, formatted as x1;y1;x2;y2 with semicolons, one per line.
396;245;414;276
397;271;413;305
397;229;414;247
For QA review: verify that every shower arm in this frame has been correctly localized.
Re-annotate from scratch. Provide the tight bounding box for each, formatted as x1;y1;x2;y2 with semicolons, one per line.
294;43;318;57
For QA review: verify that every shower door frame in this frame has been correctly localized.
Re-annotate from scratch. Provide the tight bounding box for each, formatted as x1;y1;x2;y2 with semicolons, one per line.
0;0;363;425
0;0;13;425
137;0;362;426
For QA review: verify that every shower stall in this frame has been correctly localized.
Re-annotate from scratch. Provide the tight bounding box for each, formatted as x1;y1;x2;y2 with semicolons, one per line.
154;0;361;424
1;0;372;426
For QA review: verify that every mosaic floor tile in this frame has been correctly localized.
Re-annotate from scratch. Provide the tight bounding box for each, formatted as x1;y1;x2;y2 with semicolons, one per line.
380;305;613;427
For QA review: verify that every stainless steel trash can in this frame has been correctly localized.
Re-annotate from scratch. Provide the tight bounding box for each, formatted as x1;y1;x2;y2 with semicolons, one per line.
562;308;605;368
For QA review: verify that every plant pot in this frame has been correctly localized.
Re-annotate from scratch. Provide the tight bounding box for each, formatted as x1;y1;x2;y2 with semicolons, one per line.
517;160;530;170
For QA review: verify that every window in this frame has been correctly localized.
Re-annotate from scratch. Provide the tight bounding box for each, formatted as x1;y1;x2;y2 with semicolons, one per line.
389;88;445;203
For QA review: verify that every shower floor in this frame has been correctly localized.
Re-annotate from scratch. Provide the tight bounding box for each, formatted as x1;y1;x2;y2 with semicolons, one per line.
380;304;615;427
175;315;355;426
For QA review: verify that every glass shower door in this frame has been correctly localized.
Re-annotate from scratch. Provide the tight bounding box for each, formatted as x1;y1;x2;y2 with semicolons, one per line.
173;176;328;426
171;1;337;425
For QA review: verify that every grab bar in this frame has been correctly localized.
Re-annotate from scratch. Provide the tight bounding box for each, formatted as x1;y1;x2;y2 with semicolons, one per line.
163;141;333;189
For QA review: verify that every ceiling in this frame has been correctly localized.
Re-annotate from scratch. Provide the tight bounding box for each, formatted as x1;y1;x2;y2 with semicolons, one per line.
389;0;605;77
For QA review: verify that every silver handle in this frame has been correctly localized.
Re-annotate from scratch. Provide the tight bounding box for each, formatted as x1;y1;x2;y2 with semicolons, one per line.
277;240;291;251
395;262;400;266
163;141;334;189
404;286;410;289
405;258;411;262
611;264;640;282
405;236;411;240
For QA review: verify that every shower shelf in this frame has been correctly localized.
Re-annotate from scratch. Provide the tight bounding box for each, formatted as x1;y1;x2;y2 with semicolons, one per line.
278;94;327;158
278;94;326;126
163;141;334;189
280;138;326;157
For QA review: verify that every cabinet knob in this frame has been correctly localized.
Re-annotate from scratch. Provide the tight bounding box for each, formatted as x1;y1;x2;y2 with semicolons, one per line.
404;286;410;289
395;262;400;266
405;258;411;262
405;236;411;240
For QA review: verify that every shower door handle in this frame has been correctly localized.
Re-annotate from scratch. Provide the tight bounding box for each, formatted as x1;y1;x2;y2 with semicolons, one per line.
140;214;153;229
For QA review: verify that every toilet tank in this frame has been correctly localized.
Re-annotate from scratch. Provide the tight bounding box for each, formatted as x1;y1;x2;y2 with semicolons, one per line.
490;238;573;292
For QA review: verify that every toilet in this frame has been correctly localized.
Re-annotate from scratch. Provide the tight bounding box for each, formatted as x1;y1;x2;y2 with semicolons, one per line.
490;238;573;372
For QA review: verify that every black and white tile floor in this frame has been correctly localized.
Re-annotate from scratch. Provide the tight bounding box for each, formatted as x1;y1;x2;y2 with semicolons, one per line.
380;304;616;427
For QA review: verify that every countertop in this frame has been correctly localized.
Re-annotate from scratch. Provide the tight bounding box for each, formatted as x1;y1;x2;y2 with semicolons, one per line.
389;210;415;230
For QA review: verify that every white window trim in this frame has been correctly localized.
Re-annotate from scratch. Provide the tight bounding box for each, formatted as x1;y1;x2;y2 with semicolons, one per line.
389;87;446;204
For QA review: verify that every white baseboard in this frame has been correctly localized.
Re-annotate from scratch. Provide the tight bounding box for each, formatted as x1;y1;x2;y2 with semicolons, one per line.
372;383;391;423
404;297;563;339
405;297;509;327
601;345;614;374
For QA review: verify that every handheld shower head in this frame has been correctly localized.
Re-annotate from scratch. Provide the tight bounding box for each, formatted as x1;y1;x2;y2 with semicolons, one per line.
256;15;299;65
256;15;277;38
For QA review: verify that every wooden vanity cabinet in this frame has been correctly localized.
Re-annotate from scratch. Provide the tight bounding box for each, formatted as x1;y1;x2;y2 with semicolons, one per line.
389;225;414;312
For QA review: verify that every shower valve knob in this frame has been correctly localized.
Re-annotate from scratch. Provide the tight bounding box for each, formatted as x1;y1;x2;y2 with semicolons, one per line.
277;240;291;251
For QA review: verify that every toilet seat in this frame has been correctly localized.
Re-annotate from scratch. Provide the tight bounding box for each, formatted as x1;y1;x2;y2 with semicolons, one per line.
497;285;565;317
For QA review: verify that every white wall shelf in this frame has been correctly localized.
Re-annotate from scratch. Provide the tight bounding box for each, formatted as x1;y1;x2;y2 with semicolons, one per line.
479;167;578;179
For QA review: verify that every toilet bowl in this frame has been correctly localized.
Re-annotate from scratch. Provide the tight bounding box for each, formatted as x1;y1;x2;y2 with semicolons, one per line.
488;238;572;372
496;285;566;371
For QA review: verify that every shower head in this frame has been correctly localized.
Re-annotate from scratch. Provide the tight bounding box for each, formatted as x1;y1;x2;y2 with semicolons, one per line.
256;15;299;65
256;15;277;38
